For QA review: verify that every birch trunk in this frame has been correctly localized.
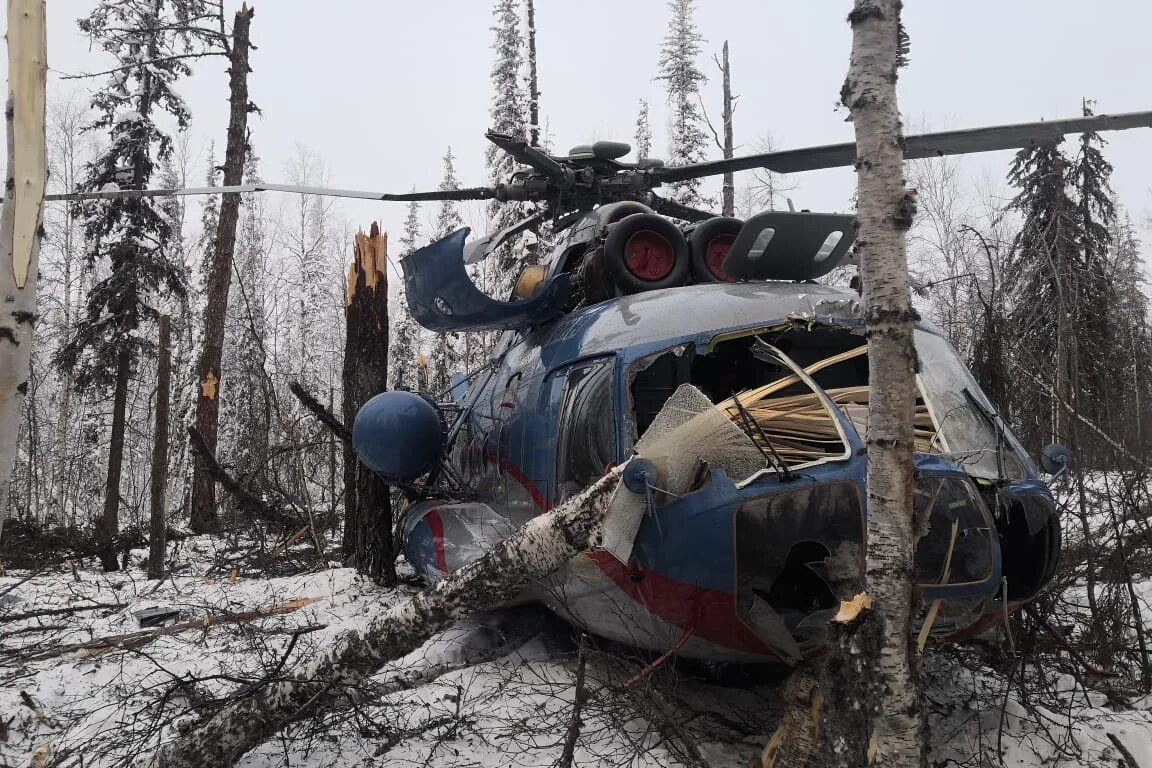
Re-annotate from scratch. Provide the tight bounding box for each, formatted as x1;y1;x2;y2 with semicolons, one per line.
0;0;47;543
833;1;924;765
153;467;623;768
189;5;255;533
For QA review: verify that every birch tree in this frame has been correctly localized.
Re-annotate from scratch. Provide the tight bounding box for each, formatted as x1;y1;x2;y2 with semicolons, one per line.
824;1;924;764
0;0;47;543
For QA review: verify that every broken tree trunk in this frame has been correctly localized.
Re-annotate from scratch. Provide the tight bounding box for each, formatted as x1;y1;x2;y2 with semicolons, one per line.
148;314;172;580
0;0;47;544
719;40;735;218
341;223;394;583
151;467;623;768
829;1;924;765
189;5;255;533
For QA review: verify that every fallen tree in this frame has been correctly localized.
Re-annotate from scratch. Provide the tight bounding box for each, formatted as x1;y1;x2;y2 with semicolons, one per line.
152;465;624;767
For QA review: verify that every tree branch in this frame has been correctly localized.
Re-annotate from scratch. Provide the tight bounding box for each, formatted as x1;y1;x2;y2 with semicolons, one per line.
289;381;351;444
187;427;302;527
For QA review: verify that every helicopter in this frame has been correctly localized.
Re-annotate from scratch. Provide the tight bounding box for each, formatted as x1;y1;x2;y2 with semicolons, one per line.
27;110;1152;664
344;110;1152;664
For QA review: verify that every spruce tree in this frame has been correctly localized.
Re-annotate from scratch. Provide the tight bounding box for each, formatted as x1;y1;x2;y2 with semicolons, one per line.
1003;143;1081;449
486;0;529;276
390;198;422;392
1069;100;1120;427
430;148;464;395
634;98;653;159
58;0;200;567
657;0;712;209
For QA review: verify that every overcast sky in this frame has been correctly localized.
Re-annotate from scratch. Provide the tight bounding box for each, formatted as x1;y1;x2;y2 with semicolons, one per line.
7;1;1152;277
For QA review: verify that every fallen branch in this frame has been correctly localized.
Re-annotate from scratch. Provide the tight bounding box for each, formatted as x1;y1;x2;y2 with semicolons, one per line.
558;636;589;768
152;467;624;768
188;427;302;527
1108;733;1144;768
1;601;124;622
289;381;351;444
5;597;320;662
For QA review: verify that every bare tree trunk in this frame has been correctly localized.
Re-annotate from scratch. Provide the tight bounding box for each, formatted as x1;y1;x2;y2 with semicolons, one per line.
719;40;735;218
342;224;394;583
148;314;172;580
526;0;540;147
825;2;924;765
0;0;46;544
190;5;255;533
152;468;623;768
99;347;131;573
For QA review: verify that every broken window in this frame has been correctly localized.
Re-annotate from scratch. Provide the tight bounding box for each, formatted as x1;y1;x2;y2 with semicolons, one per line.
627;334;851;476
915;332;1025;480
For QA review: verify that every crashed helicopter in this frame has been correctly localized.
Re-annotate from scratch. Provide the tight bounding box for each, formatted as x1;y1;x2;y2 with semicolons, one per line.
34;110;1152;665
349;111;1152;664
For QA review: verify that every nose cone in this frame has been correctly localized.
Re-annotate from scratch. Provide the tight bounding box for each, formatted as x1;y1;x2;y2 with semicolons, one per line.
352;391;444;482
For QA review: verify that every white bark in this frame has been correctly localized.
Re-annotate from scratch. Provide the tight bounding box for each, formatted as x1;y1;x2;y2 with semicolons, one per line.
152;467;624;767
843;1;924;765
0;0;47;542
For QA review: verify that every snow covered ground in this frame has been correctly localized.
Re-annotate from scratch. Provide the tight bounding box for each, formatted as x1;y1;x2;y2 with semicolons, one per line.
3;534;1152;768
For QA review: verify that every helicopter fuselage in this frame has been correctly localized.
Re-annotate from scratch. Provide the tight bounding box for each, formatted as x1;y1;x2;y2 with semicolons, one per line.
395;279;1061;663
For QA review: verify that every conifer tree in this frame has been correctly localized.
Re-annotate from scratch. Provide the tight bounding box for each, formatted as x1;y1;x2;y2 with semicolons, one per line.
634;98;652;159
525;0;541;147
430;148;464;395
220;151;270;484
58;0;201;567
486;0;528;274
390;198;422;391
657;0;712;208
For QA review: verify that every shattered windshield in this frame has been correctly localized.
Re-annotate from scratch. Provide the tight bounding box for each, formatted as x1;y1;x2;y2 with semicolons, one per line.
915;331;1026;480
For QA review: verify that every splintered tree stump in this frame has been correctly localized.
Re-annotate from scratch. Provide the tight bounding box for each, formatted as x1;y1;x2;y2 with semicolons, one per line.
342;223;393;582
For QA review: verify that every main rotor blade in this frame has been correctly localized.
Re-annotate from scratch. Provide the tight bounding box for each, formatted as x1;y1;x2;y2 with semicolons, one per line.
485;131;572;184
7;182;497;203
654;109;1152;182
644;194;719;223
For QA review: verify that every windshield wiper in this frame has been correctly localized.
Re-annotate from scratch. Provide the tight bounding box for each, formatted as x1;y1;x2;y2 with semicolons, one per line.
961;387;1011;480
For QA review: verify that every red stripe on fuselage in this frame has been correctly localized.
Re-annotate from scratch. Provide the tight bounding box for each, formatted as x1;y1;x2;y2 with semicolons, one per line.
495;462;776;657
425;509;448;573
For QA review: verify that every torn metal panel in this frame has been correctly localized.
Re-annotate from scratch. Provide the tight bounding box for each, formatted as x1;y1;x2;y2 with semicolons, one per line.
401;228;571;332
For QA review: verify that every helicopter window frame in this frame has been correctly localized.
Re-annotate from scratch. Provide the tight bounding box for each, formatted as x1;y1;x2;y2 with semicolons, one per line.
554;358;618;505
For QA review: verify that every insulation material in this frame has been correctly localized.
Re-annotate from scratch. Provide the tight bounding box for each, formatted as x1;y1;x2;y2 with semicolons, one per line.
602;384;764;562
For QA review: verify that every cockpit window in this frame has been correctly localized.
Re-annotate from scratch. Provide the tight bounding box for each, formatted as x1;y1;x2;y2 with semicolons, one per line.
556;361;616;503
915;331;1026;480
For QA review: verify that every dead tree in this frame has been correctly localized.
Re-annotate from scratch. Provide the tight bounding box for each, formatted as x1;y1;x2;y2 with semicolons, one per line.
342;224;394;583
827;2;924;765
190;5;256;533
526;0;540;147
148;314;172;579
152;468;623;768
0;0;47;544
717;40;735;217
